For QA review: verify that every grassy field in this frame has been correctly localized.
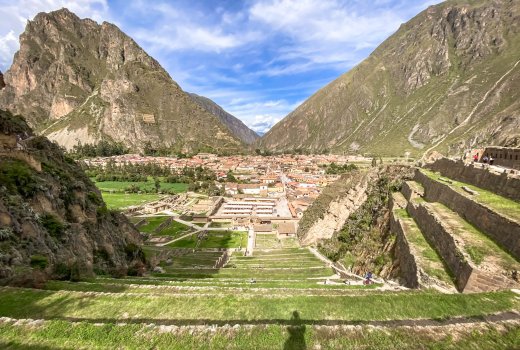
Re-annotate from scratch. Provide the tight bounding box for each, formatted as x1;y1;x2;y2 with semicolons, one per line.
92;179;188;194
156;220;191;237
1;318;518;350
0;287;516;324
101;193;162;209
168;231;248;249
137;216;170;233
1;236;519;349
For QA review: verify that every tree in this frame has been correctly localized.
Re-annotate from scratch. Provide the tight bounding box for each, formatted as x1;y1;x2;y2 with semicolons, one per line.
154;178;161;193
226;170;237;182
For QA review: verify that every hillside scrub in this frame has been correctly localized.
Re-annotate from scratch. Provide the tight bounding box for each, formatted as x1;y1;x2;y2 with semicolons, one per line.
297;170;369;240
0;110;145;285
317;165;413;276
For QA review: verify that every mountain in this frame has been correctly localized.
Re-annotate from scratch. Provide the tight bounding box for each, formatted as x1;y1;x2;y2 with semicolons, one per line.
0;71;4;90
188;92;259;144
0;109;144;285
258;0;520;157
0;8;243;154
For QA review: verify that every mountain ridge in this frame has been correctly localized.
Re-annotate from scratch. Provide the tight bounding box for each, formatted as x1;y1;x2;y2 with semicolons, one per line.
257;0;520;156
188;92;259;144
0;8;244;154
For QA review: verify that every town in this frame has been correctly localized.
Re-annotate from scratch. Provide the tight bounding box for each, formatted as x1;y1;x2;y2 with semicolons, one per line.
85;153;371;240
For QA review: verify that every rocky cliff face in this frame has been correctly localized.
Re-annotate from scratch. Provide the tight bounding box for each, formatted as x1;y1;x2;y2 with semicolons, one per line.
0;109;144;286
308;165;414;278
188;93;259;144
0;8;243;154
258;0;520;157
298;170;376;246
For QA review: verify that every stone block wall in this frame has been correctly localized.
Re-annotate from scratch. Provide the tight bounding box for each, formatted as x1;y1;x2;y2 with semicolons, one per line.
426;158;520;202
484;147;520;170
406;201;473;292
415;170;520;260
390;208;420;289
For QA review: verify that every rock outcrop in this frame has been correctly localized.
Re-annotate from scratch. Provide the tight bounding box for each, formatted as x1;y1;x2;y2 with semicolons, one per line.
188;93;259;145
0;109;145;285
0;8;243;154
258;0;520;157
0;71;4;90
309;165;414;278
299;170;376;246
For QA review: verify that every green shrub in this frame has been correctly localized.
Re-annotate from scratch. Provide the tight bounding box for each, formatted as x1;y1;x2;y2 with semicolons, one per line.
69;262;81;282
0;160;38;197
30;255;48;269
40;214;65;238
87;191;103;205
0;228;13;240
54;262;71;280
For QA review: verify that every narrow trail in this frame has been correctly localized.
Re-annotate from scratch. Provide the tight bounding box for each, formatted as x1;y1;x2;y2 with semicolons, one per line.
422;58;520;159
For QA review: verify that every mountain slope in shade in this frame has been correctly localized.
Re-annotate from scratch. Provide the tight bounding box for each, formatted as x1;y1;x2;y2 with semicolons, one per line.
0;8;243;154
188;93;259;144
0;109;144;284
258;0;520;157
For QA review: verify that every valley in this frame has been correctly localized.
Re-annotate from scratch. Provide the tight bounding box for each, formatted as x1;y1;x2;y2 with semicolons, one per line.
0;0;519;348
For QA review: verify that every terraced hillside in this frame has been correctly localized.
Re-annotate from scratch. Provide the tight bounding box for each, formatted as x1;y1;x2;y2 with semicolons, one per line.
390;162;520;293
1;230;519;348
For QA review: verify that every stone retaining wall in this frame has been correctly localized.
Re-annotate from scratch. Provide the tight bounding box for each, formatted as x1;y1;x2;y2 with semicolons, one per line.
415;170;520;260
406;201;473;292
426;158;520;202
389;208;420;289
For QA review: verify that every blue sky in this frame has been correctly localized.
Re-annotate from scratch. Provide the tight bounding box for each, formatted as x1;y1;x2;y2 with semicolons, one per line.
0;0;442;134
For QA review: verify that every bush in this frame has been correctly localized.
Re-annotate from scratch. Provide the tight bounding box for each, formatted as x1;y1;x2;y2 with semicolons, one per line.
54;262;71;280
30;255;48;269
0;228;13;241
87;191;103;205
0;160;39;197
40;214;65;238
69;262;82;282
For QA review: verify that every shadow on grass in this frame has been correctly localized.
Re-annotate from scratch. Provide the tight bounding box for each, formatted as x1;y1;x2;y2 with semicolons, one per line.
0;341;73;350
284;310;306;350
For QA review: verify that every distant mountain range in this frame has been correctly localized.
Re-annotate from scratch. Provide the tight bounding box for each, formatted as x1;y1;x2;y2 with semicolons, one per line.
188;93;258;144
0;8;254;153
257;0;520;157
2;1;518;157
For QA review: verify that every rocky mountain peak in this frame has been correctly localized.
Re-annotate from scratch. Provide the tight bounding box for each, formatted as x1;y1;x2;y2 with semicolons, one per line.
0;8;243;154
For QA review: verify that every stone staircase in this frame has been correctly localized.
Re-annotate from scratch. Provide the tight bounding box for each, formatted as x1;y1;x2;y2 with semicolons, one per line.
391;168;520;293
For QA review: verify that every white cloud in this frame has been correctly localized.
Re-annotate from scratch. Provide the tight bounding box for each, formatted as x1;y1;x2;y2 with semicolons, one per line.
127;2;259;54
0;30;17;69
248;0;407;75
249;115;282;134
0;0;109;71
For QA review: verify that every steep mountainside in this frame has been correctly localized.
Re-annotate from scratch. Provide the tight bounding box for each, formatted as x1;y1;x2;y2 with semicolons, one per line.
188;93;259;144
0;9;243;154
0;109;144;285
0;71;4;90
258;0;520;157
